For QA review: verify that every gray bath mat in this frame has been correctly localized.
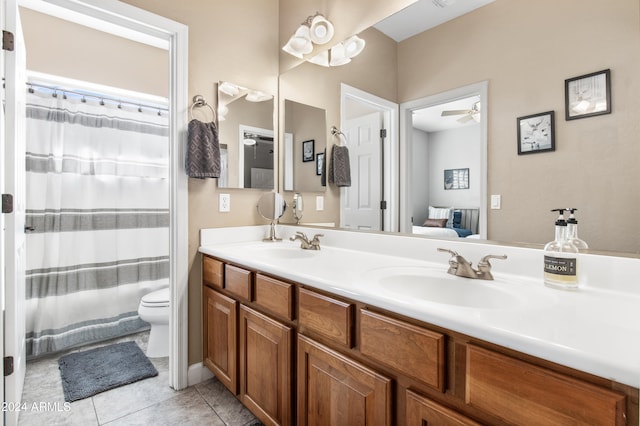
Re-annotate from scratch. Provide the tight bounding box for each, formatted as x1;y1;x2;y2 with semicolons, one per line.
58;341;158;402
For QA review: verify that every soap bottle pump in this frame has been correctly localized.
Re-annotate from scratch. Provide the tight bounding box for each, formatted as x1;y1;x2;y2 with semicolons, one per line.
566;208;588;251
543;209;579;290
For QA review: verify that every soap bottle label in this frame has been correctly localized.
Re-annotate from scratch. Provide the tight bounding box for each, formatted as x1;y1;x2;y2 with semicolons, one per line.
544;255;578;284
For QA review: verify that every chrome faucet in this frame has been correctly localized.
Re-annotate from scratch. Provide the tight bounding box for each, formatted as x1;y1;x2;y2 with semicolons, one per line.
437;248;507;280
290;232;324;250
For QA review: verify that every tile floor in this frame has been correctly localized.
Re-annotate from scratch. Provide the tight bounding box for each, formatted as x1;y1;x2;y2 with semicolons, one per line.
18;332;261;426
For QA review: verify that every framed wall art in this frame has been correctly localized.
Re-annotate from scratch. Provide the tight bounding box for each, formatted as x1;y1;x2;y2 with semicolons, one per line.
517;111;555;155
444;168;469;190
316;152;324;175
565;69;611;120
302;139;314;162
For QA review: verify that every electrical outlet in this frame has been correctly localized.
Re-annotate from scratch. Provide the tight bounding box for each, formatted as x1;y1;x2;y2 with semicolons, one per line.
316;196;324;211
219;193;230;212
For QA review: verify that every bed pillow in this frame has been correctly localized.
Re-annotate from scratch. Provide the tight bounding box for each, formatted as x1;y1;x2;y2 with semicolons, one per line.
428;206;454;228
423;218;448;228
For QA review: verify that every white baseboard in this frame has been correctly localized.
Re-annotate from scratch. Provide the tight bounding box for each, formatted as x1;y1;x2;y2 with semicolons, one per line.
187;362;214;387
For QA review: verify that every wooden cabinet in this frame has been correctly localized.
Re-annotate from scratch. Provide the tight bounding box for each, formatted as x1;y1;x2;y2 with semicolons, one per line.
203;256;224;289
298;287;354;348
360;309;446;392
203;286;238;394
297;334;392;426
466;344;626;425
254;274;294;321
225;264;252;300
406;389;481;426
202;254;636;426
239;305;292;426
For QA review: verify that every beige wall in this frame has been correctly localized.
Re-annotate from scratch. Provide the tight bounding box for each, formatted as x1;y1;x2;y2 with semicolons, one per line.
20;8;168;96
398;0;640;252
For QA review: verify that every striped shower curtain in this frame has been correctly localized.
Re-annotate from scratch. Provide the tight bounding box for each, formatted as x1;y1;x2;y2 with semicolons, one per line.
24;88;170;358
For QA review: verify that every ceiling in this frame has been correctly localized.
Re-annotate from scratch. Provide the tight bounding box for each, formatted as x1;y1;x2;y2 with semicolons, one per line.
374;0;496;42
412;96;480;132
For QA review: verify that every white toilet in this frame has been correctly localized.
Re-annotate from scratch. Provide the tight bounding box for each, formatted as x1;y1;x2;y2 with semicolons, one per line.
138;287;170;358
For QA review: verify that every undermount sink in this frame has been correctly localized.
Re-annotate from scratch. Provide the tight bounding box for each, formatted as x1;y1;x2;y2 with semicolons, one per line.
364;266;525;309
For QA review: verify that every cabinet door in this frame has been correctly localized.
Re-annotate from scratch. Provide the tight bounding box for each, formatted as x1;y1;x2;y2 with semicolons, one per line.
297;335;392;426
240;306;292;426
406;389;481;426
203;286;238;394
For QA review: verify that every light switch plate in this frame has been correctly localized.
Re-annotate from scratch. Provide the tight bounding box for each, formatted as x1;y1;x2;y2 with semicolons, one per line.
491;194;501;209
316;196;324;211
219;193;230;212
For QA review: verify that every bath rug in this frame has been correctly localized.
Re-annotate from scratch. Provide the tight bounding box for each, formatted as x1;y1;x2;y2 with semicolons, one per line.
58;341;158;402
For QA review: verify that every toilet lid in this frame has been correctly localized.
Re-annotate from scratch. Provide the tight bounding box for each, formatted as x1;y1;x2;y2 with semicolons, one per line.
141;287;170;306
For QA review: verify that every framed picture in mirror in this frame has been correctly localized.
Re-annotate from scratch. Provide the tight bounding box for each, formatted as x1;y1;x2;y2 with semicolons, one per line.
565;69;611;120
316;152;324;175
444;168;469;190
517;111;555;155
302;139;314;162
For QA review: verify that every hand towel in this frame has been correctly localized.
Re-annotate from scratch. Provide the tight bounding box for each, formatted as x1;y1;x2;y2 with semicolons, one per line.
185;119;220;178
329;145;351;187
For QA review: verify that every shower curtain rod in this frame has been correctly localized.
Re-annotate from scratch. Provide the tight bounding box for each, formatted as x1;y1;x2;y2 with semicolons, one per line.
27;81;169;113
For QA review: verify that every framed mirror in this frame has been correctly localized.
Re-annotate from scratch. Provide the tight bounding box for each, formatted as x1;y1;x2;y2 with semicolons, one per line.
283;99;327;192
217;81;275;189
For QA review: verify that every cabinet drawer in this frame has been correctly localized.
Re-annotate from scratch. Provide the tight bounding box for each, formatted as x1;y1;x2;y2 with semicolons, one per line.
298;288;354;347
406;389;481;426
360;309;445;392
466;344;626;425
203;256;224;289
254;274;294;321
225;264;253;300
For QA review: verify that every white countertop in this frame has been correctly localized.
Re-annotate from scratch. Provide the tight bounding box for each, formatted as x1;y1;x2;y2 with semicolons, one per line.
199;225;640;388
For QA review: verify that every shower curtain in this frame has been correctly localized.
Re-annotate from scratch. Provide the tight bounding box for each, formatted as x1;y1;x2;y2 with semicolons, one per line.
24;86;170;358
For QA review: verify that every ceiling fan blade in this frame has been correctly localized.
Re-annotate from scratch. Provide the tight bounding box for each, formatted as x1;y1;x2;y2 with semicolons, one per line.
457;114;474;123
441;109;472;116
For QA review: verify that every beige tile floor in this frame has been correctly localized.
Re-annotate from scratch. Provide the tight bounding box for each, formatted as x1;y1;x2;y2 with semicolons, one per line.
18;332;261;426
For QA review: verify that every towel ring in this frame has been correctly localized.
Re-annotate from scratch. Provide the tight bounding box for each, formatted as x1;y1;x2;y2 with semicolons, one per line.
190;95;216;122
330;125;347;145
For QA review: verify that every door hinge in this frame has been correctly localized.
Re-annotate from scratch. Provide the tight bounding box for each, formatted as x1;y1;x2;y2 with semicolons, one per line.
3;30;14;51
4;356;14;376
380;128;387;139
380;200;387;210
2;194;14;213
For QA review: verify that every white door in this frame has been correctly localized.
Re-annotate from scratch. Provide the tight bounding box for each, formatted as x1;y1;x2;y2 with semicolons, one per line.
2;1;27;424
341;112;383;230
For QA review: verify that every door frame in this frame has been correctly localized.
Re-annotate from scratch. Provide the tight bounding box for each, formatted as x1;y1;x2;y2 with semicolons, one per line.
340;83;399;232
399;81;488;237
15;0;189;390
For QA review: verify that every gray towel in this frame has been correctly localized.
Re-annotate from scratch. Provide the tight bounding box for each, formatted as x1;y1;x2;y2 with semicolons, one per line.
329;145;351;187
185;119;220;178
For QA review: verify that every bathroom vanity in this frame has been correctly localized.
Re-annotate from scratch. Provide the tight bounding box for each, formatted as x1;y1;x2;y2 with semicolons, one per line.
199;225;639;425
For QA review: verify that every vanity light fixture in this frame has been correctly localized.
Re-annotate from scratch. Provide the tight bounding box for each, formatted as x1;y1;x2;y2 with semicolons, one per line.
282;13;334;58
245;90;273;102
307;35;366;67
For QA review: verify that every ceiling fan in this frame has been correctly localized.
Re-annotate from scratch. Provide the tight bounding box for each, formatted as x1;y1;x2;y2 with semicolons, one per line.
441;101;481;123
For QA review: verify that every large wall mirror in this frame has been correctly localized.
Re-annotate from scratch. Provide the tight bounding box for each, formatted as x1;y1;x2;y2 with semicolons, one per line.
217;81;275;189
278;0;640;256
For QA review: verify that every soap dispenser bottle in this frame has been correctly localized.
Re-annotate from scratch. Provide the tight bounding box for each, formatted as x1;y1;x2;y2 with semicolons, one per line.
566;208;588;251
543;209;579;290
